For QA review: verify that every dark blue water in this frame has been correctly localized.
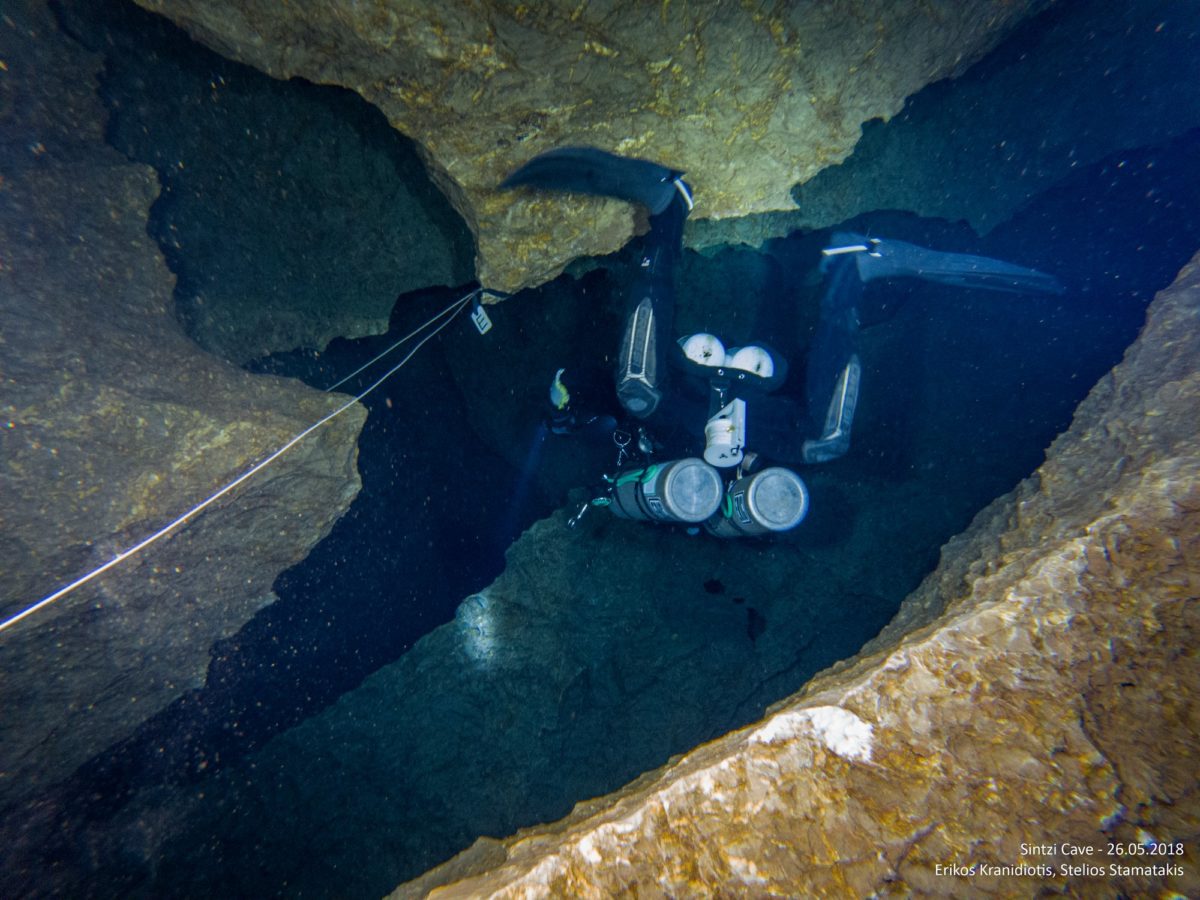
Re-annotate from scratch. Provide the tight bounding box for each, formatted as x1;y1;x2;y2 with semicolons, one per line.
6;0;1199;897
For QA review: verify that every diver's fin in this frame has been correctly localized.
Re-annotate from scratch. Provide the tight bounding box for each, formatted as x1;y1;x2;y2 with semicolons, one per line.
500;146;688;215
802;355;861;464
825;234;1064;295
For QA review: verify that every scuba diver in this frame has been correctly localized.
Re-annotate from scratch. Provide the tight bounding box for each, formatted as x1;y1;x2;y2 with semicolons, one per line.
500;147;1064;538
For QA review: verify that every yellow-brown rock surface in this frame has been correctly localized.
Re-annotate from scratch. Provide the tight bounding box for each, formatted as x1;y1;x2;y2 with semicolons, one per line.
394;254;1200;897
132;0;1039;292
0;0;364;809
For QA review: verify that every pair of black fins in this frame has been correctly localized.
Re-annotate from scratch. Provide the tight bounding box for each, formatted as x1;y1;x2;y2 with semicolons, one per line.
500;147;1064;459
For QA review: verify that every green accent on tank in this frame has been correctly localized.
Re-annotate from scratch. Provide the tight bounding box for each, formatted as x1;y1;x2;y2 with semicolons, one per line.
613;468;645;487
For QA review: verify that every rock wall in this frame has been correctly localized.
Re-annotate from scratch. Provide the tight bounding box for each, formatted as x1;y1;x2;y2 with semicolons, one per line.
691;0;1200;252
132;0;1043;292
59;483;904;898
395;252;1200;897
0;0;364;810
58;0;476;365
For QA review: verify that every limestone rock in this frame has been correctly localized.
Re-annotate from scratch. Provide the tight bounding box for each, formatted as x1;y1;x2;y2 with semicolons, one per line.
0;0;364;810
394;252;1200;897
691;1;1200;252
61;0;476;364
131;0;1041;292
62;495;903;898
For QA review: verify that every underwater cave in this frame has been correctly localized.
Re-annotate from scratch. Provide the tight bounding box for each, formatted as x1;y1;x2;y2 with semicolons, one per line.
1;0;1198;897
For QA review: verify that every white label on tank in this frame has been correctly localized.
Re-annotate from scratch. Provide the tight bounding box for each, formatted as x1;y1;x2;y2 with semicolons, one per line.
733;490;751;524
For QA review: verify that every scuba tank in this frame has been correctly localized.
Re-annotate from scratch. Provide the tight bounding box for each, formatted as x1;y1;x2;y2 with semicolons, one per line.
608;458;724;524
604;457;809;537
704;467;809;537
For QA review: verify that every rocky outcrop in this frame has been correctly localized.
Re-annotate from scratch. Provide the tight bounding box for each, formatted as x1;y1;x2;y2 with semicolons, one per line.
58;0;475;364
132;0;1043;292
0;0;364;810
393;253;1200;897
63;485;907;898
691;1;1200;252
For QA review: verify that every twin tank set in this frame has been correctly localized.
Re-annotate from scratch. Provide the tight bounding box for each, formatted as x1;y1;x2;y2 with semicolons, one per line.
599;336;811;539
608;458;810;537
605;331;811;538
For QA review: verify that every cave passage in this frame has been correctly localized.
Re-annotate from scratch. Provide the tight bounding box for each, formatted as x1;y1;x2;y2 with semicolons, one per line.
5;1;1200;898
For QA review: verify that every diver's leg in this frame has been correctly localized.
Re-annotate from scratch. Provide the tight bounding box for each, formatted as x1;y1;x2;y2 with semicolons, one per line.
794;232;1062;465
614;189;689;418
802;256;863;464
498;147;693;420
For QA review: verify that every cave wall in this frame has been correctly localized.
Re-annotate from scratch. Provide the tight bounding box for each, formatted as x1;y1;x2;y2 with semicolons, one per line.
56;0;476;364
132;0;1045;292
0;0;364;810
1;0;1194;893
395;247;1200;899
691;0;1200;252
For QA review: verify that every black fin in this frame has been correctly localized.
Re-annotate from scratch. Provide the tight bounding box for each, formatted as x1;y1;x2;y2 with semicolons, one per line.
500;146;685;215
832;234;1066;296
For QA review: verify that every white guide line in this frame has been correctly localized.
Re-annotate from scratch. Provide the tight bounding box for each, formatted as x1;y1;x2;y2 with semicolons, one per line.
0;291;476;637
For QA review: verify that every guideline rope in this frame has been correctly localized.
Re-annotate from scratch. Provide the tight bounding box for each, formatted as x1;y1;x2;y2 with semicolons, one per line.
0;290;477;636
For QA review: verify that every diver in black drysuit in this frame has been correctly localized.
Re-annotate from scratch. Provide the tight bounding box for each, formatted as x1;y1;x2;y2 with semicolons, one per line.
501;147;1063;472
